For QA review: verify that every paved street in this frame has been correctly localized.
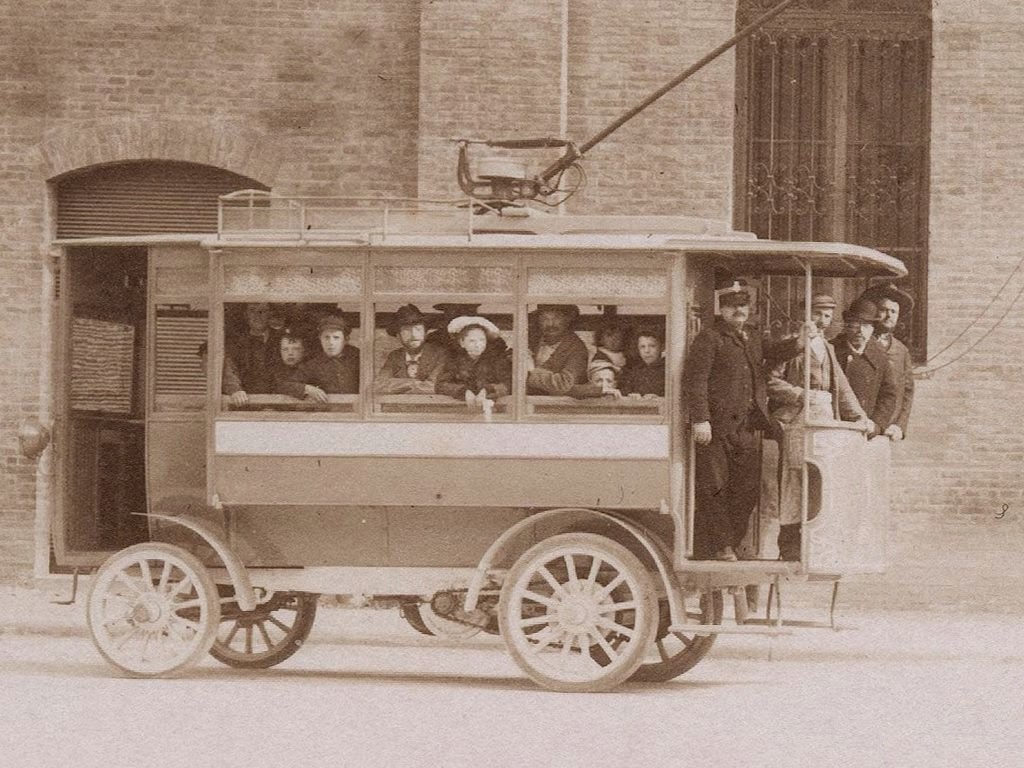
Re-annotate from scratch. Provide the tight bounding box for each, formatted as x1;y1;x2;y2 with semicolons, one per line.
1;586;1022;768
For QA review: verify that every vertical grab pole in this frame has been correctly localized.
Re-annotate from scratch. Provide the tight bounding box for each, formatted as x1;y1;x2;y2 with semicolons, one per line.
800;262;812;569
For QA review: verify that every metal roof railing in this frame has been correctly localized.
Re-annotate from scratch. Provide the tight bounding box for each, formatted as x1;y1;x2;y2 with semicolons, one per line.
217;190;495;242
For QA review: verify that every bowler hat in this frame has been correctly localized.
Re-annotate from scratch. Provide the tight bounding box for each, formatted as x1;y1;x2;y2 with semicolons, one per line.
842;298;882;324
387;304;429;336
858;282;915;315
316;314;349;336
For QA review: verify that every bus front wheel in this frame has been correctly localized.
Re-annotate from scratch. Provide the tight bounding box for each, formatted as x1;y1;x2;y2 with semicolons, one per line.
87;542;221;678
498;532;658;693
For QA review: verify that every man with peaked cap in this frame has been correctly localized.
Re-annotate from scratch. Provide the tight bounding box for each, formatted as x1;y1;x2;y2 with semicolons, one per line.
527;304;589;395
298;314;360;401
832;297;898;437
682;278;804;561
767;294;871;560
374;304;449;394
857;282;915;441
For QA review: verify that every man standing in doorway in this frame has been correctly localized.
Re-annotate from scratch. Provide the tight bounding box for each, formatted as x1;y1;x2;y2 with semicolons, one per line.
832;297;898;437
683;279;798;561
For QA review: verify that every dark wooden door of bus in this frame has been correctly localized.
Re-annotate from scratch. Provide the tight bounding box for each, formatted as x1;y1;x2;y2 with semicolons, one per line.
53;247;149;567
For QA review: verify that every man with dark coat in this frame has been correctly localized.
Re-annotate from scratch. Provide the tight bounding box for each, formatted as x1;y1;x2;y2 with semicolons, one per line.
374;304;449;394
223;302;278;406
527;304;589;395
682;279;800;561
299;314;360;400
832;297;898;437
857;283;915;441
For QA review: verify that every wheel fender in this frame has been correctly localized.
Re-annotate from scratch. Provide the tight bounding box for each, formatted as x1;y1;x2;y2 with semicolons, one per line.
144;513;256;612
464;508;685;626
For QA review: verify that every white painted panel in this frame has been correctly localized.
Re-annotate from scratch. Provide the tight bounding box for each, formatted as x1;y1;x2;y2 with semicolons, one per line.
215;421;669;460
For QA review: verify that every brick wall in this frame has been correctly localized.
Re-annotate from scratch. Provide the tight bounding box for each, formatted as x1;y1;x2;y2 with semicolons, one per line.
0;1;422;582
864;0;1024;612
418;0;736;218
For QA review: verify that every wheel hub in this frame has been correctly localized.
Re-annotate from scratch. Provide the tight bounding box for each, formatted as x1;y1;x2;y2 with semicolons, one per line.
556;596;595;631
129;594;168;629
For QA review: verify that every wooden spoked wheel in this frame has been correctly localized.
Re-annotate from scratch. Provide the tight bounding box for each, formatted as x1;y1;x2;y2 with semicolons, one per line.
87;542;221;678
498;533;658;693
630;590;723;683
210;591;319;669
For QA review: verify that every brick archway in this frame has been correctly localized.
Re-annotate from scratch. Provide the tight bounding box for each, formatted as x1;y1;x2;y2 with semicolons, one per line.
39;116;281;185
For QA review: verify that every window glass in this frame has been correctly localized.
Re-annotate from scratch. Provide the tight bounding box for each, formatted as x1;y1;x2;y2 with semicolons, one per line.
526;304;667;417
219;301;361;413
372;302;514;418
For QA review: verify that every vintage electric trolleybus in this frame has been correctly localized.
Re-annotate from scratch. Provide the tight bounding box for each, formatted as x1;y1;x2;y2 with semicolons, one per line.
30;190;904;692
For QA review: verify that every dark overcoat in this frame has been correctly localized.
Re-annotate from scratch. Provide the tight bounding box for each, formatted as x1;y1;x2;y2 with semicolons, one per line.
299;346;361;394
832;335;898;433
682;318;783;439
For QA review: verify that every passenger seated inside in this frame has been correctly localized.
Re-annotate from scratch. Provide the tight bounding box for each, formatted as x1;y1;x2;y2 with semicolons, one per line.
526;304;588;395
272;329;315;400
435;315;512;412
374;304;449;394
223;301;280;406
425;303;481;351
591;320;627;373
570;358;624;400
298;314;360;400
621;328;666;398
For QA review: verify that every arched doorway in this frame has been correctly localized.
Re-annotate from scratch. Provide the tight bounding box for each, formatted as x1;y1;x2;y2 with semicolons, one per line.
52;161;267;565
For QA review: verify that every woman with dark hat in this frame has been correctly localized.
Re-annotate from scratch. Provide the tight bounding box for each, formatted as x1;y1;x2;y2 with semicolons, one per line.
373;304;449;394
855;283;915;440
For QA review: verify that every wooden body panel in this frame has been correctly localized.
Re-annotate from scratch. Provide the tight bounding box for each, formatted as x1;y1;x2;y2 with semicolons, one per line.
214;455;668;511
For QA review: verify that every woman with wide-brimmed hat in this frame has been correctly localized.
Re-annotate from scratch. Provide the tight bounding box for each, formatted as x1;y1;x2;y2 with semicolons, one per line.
435;315;512;409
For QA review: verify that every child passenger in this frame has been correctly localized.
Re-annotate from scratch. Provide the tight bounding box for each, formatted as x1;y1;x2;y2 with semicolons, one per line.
591;321;628;372
436;315;512;409
621;328;666;398
570;359;623;400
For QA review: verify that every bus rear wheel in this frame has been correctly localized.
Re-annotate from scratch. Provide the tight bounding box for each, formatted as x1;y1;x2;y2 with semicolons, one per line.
630;589;723;683
498;532;657;693
87;542;221;678
210;591;319;669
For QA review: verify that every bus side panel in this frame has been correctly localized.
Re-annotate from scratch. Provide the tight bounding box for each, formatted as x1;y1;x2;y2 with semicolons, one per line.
213;456;668;511
148;420;207;514
226;506;528;567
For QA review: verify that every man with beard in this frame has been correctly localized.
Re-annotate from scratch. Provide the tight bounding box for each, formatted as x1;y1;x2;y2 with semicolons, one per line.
683;279;802;561
857;283;915;441
526;304;588;395
831;297;898;438
374;304;449;394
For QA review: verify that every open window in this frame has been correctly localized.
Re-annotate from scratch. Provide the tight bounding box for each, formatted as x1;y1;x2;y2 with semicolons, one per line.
216;248;365;416
371;302;515;419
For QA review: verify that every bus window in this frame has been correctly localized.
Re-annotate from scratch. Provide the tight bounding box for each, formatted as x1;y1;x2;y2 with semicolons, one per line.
526;304;667;418
372;302;515;418
219;301;362;413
